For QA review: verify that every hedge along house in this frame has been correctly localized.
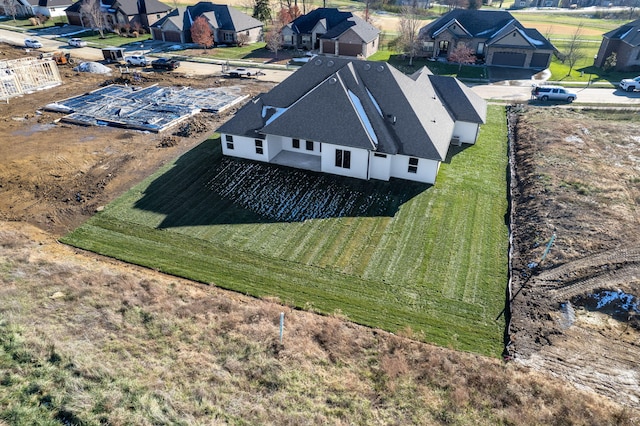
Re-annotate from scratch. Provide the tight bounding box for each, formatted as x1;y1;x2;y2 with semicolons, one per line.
217;57;486;184
417;9;555;69
281;8;380;58
150;2;263;45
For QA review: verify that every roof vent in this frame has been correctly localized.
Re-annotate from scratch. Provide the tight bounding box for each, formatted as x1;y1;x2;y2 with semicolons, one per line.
315;59;323;66
377;65;384;72
329;77;337;84
327;60;334;67
364;63;371;70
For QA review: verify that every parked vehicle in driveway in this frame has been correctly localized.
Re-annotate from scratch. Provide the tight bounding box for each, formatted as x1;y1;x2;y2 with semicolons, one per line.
152;58;180;70
125;55;148;66
25;38;43;49
531;85;577;102
619;76;640;92
68;38;87;48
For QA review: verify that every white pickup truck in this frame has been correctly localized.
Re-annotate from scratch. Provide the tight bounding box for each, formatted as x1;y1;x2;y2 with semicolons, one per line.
619;76;640;92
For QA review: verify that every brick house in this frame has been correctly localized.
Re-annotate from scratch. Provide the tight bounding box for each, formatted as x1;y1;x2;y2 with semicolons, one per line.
594;19;640;72
417;9;556;69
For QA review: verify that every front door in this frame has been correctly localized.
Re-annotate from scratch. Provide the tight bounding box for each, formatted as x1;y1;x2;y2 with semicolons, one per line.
438;40;449;57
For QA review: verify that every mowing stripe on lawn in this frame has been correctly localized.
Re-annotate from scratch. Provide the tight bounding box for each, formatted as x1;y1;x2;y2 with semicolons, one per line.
62;105;509;357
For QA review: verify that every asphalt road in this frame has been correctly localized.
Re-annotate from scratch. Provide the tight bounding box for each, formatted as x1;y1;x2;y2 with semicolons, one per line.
2;28;640;105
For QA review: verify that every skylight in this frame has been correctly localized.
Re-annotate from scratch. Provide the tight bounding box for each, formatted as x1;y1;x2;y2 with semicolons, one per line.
348;90;378;145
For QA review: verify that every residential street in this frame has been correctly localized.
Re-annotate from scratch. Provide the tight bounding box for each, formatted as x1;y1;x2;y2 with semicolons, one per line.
2;28;640;104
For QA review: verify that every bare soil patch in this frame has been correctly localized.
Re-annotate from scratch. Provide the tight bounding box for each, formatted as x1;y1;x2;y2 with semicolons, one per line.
0;44;273;236
508;106;640;407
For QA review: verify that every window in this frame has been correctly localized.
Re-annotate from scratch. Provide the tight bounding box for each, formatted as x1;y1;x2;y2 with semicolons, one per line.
636;50;640;60
292;138;300;149
225;135;234;150
476;42;485;55
255;139;263;155
306;140;314;151
408;157;418;174
422;41;434;52
438;40;449;54
283;35;294;45
335;149;351;169
374;153;387;158
301;35;311;44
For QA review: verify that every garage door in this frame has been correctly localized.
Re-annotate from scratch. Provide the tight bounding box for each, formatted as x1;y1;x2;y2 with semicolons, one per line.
163;31;182;43
530;52;550;68
491;52;526;67
322;41;335;54
151;28;163;41
338;43;362;57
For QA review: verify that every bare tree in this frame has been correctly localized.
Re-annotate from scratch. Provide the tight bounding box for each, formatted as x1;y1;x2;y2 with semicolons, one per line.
2;0;19;22
190;16;214;48
80;0;108;38
265;26;283;58
448;43;475;73
397;5;421;66
564;23;584;76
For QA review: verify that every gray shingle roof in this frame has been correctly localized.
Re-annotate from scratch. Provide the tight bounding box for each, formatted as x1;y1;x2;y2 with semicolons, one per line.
152;2;263;32
603;19;640;47
419;9;554;50
287;8;380;43
427;74;486;124
218;57;482;162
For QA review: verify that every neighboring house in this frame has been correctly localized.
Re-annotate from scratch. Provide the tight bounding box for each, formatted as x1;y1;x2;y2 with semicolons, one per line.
217;57;486;185
511;0;559;8
150;2;263;45
418;9;556;69
65;0;172;30
0;0;33;17
594;19;640;72
281;8;380;58
27;0;72;18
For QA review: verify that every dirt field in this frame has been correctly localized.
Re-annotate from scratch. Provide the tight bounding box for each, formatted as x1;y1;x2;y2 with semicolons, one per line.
508;106;640;407
2;42;640;416
0;45;274;236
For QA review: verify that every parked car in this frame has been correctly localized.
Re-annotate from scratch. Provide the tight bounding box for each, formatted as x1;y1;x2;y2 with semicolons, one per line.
125;55;148;66
24;38;43;49
151;58;180;71
619;76;640;92
68;38;87;48
531;85;577;102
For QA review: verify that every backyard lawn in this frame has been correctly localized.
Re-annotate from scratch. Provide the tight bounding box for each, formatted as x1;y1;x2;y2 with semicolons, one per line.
62;106;509;357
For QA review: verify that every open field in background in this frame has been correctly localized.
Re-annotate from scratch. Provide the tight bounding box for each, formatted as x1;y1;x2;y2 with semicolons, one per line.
62;105;509;357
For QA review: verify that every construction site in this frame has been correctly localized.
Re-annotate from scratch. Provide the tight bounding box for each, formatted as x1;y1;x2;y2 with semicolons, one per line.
0;56;62;102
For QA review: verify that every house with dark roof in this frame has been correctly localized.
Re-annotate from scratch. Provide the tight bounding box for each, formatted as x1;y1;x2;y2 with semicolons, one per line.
26;0;72;18
150;2;263;45
65;0;171;30
418;9;555;69
594;19;640;71
217;57;486;184
281;8;381;58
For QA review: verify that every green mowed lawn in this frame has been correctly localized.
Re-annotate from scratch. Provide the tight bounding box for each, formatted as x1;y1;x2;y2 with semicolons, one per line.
62;105;509;357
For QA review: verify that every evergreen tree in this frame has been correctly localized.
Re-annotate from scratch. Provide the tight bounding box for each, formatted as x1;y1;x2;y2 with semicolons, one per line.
253;0;271;23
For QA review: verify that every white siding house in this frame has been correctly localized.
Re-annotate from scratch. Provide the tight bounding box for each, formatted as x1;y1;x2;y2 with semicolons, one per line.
217;57;486;185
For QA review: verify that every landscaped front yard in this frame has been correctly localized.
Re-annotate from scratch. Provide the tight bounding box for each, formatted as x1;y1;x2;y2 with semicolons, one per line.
62;105;509;357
